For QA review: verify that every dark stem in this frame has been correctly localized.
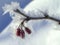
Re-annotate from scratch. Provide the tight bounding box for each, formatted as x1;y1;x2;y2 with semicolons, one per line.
14;9;60;24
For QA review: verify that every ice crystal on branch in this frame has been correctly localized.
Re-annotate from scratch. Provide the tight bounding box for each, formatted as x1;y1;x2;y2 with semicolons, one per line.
2;2;20;15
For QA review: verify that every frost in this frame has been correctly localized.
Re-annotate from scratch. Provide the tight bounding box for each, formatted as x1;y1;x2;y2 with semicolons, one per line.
2;2;20;15
2;2;26;22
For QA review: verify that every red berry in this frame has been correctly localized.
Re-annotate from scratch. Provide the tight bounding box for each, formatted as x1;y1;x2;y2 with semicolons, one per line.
16;28;21;36
25;27;31;34
16;28;25;38
21;30;25;38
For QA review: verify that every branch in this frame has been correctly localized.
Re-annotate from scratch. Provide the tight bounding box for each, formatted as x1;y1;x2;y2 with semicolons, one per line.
14;9;30;18
14;9;60;24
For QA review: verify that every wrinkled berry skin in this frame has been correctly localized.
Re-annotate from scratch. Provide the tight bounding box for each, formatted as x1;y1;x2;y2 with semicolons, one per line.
16;28;25;38
25;27;31;34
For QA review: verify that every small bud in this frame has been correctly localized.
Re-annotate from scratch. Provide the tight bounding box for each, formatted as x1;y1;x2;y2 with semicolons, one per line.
25;27;31;34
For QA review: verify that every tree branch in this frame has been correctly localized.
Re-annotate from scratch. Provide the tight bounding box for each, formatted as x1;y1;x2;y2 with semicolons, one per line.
14;9;60;24
14;9;30;18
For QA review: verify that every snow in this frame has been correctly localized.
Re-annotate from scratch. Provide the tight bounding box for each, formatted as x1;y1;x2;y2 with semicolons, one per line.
24;0;60;19
0;0;60;45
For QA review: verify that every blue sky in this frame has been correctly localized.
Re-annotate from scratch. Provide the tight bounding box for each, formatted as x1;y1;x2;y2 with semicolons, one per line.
0;0;32;32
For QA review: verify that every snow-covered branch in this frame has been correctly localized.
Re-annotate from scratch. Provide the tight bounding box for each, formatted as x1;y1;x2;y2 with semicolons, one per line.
14;9;60;24
2;2;60;24
2;2;60;39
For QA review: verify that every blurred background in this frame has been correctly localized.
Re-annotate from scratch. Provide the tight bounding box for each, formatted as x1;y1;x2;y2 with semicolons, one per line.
0;0;32;33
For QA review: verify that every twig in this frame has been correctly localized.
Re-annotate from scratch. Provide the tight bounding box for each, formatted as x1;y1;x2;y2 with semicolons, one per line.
14;9;60;24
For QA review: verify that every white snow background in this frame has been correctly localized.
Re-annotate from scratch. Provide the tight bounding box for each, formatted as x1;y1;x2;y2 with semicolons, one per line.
0;0;60;45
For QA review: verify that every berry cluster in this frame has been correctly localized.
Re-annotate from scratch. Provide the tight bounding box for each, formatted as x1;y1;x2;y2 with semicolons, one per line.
16;20;31;39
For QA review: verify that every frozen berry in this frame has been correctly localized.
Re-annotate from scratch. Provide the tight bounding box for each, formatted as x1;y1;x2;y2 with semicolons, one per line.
21;30;25;38
25;27;31;34
16;28;25;38
16;28;21;36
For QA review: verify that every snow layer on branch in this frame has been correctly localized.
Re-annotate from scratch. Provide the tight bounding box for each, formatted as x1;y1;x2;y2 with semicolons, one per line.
24;0;60;20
